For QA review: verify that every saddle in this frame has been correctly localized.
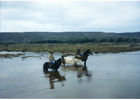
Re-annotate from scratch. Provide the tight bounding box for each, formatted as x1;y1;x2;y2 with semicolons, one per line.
75;54;85;61
75;54;82;60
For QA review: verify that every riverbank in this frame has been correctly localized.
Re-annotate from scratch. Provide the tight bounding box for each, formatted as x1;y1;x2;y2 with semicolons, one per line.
0;43;140;53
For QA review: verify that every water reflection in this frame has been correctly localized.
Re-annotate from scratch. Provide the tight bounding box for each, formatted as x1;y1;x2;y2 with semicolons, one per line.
77;67;92;84
61;65;83;71
61;65;93;84
44;71;66;89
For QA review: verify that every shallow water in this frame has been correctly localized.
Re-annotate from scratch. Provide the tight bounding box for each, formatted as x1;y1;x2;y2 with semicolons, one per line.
0;51;140;98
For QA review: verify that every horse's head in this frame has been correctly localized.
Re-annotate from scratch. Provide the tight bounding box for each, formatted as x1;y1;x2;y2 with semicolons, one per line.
88;49;93;55
84;49;93;55
61;56;65;65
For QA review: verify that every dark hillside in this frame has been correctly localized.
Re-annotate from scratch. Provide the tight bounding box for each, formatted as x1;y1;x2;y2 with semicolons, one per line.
116;32;140;38
0;32;140;43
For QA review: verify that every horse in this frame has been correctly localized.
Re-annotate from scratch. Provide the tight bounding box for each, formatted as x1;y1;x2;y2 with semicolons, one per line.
43;56;65;71
62;57;83;66
75;49;93;66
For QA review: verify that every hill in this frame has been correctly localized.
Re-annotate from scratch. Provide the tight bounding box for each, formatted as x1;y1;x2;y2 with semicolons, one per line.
0;32;140;43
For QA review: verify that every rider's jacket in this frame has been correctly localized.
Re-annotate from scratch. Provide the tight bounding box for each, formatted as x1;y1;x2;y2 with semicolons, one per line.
48;54;55;62
77;49;81;55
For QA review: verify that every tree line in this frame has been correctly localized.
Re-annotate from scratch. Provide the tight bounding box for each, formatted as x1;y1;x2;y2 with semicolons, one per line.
30;37;140;44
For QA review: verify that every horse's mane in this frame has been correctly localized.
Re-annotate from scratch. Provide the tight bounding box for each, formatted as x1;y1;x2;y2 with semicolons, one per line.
83;49;90;55
56;58;61;62
54;58;62;69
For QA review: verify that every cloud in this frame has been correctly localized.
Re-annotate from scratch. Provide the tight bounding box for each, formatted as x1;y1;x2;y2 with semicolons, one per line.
1;1;140;32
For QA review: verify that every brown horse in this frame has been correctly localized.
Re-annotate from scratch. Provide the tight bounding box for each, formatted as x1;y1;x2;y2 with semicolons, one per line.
75;49;93;66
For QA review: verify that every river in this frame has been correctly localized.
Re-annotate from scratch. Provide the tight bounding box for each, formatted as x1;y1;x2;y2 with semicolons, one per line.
0;51;140;98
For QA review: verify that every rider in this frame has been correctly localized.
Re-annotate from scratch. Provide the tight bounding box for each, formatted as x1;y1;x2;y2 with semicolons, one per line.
48;51;55;64
77;46;83;57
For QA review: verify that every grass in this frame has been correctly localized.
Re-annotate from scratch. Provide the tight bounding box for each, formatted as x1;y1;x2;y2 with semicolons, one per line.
0;43;140;54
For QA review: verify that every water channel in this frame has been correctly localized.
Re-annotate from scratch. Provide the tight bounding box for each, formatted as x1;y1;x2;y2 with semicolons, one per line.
0;51;140;98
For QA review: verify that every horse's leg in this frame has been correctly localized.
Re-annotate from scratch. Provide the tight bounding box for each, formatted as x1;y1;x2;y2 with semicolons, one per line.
74;62;78;67
74;60;77;66
84;61;86;67
72;63;76;66
52;64;55;70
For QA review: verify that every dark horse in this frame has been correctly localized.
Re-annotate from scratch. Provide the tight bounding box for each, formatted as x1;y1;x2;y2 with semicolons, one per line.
43;56;65;71
75;49;93;66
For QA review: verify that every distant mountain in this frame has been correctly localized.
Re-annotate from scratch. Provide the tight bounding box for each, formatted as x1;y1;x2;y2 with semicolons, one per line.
0;32;140;43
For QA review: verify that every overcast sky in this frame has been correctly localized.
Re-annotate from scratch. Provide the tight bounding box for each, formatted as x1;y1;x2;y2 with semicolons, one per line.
1;1;140;33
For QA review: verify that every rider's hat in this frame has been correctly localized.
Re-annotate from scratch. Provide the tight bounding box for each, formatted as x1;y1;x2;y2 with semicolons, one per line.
50;51;54;53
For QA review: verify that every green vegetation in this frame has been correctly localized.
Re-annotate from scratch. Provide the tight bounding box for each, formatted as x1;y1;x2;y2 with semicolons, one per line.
0;43;140;53
0;32;140;53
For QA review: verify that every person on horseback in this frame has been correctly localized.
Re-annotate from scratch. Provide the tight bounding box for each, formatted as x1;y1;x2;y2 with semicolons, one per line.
48;51;55;64
77;46;83;58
